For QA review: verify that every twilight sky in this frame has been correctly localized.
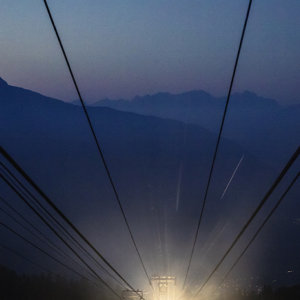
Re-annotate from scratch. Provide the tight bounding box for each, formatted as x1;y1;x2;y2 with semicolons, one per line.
0;0;299;104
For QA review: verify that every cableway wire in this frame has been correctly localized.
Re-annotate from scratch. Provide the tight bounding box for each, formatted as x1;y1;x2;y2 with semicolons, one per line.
0;203;82;269
0;221;94;284
221;171;300;284
193;146;299;296
0;161;126;289
0;146;144;299
0;243;53;274
0;197;98;281
0;165;127;290
0;194;73;261
0;242;105;290
0;242;108;291
42;0;152;288
182;0;253;289
0;171;122;299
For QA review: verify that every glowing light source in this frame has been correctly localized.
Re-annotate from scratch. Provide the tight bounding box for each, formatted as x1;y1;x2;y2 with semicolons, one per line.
151;276;176;300
122;289;144;300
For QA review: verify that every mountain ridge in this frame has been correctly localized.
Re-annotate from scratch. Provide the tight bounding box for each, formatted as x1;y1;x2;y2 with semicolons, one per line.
1;77;299;284
1;76;299;167
86;86;299;166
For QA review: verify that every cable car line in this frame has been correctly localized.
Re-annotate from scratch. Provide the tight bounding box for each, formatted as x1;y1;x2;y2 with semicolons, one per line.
0;198;101;282
0;146;144;299
183;0;254;289
0;222;95;284
0;170;124;294
42;0;152;288
0;243;53;274
221;171;300;284
0;161;126;289
0;203;80;267
1;173;123;299
193;146;299;296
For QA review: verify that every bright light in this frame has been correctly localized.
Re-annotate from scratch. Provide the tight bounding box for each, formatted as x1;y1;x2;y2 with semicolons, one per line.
151;276;176;300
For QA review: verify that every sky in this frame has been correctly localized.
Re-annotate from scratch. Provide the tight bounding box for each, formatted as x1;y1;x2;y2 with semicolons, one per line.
0;0;300;105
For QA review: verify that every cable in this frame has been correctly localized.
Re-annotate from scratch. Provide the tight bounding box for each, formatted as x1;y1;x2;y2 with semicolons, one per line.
0;161;85;247
193;146;299;295
0;193;84;263
182;0;254;288
0;161;86;248
0;160;128;291
0;244;102;291
0;221;93;283
0;172;121;299
42;0;152;288
0;195;67;258
0;203;66;259
0;242;103;290
0;243;53;274
0;161;126;289
0;146;143;299
221;171;300;283
0;198;98;281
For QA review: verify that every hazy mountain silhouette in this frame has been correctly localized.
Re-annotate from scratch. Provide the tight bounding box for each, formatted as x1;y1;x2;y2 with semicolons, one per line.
92;90;300;167
0;78;299;286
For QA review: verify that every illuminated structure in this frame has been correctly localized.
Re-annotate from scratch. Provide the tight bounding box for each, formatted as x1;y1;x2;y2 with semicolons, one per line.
122;290;144;300
151;276;176;300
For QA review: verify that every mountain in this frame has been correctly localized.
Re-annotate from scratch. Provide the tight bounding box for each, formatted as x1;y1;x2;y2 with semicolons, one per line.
0;78;299;286
92;90;300;167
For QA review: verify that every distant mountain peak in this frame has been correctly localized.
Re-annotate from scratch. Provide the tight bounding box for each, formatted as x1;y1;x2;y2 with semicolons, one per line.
132;92;171;101
232;90;279;107
181;89;211;97
0;77;8;88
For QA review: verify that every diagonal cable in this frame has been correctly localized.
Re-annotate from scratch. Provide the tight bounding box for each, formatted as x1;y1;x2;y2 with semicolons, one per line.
0;146;144;299
1;172;122;299
0;222;93;283
0;161;126;289
0;203;87;272
182;0;254;289
194;146;299;296
42;0;152;287
0;243;53;274
221;171;299;283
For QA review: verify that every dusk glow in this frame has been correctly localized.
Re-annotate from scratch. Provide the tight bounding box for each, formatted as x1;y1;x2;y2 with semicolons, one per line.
0;0;300;103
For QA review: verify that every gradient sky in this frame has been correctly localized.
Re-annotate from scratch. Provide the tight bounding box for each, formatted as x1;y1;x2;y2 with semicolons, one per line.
0;0;299;104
